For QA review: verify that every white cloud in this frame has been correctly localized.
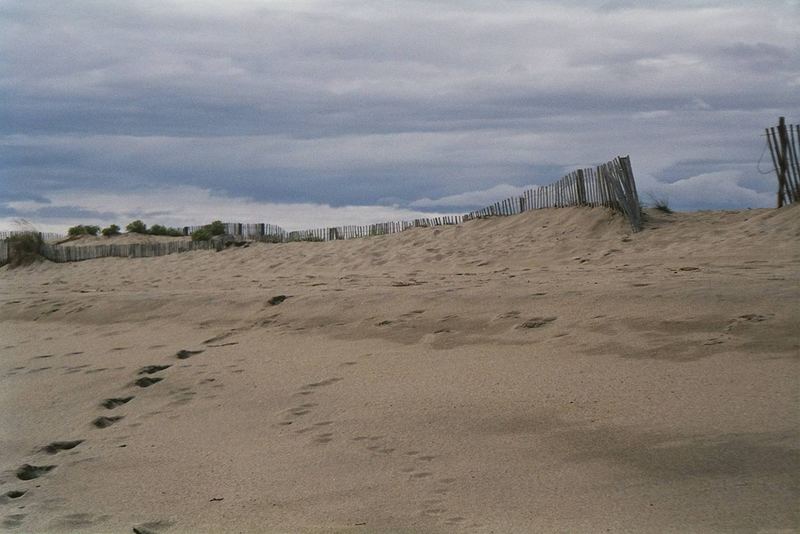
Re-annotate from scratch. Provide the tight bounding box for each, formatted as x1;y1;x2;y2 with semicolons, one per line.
638;170;774;210
0;186;461;234
410;184;536;208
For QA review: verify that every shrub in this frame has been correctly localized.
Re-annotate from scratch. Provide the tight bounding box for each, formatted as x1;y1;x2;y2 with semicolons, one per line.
208;220;226;236
149;224;183;237
191;228;212;241
126;220;147;234
68;224;100;237
101;224;121;237
5;232;44;267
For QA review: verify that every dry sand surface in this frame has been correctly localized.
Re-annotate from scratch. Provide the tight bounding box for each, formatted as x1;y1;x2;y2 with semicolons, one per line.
1;206;798;533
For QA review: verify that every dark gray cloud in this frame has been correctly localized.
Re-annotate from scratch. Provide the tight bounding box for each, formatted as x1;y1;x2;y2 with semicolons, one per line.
1;0;798;231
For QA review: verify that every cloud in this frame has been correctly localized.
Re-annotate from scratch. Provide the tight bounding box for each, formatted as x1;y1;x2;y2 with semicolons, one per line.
0;186;461;233
410;184;536;208
0;0;797;221
638;170;775;210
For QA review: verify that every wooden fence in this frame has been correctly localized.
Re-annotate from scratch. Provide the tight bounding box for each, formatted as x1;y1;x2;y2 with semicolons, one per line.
0;231;65;241
462;155;641;231
181;155;641;242
1;156;641;265
766;117;800;207
37;240;224;263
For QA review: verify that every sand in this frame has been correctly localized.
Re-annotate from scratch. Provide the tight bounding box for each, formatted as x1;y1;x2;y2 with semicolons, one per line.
1;206;798;533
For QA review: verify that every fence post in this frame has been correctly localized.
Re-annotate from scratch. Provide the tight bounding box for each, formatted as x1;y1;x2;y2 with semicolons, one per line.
576;169;587;206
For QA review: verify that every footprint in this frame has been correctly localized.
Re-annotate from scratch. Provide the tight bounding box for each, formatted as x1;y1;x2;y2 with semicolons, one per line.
42;440;84;454
0;490;27;505
135;377;163;388
132;519;173;534
92;416;123;429
313;433;334;444
519;317;557;329
208;342;239;348
302;377;343;389
16;464;55;480
138;365;171;375
176;349;204;360
2;514;26;529
101;397;134;409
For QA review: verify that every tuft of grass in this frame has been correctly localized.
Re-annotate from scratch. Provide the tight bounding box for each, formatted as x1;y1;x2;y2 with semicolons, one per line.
5;232;45;267
648;194;673;214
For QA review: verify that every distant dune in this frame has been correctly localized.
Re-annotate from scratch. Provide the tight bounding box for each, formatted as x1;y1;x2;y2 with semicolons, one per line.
1;206;798;533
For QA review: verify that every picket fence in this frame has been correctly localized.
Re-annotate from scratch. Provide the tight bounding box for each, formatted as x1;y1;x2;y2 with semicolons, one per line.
1;156;641;265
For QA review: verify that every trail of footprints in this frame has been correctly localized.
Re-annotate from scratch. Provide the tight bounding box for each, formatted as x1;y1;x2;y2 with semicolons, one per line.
3;344;217;531
275;357;473;528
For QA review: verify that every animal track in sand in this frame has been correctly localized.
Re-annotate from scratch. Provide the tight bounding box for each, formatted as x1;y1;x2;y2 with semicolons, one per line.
138;365;171;375
42;440;84;454
4;490;26;499
135;377;163;388
101;397;134;409
16;464;55;480
92;416;123;429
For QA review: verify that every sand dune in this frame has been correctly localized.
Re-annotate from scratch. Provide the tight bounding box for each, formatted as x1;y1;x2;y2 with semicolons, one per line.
1;206;798;533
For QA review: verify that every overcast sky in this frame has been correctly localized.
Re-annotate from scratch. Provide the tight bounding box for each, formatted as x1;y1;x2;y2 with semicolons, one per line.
1;0;798;232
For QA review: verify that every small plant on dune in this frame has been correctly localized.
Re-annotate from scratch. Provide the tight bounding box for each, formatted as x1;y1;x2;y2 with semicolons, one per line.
648;194;673;214
101;224;121;237
67;224;100;237
5;232;44;267
126;220;148;234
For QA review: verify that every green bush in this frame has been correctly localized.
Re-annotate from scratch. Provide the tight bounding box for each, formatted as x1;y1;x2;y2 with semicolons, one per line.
208;220;226;236
6;232;44;267
68;224;100;237
191;228;212;241
101;224;121;237
149;224;183;237
286;235;323;242
126;220;147;234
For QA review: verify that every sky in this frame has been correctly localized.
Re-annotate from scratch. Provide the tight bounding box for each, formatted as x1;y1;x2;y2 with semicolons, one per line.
1;0;798;233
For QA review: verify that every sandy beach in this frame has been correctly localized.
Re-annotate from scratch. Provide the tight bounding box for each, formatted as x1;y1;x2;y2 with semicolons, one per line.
1;206;798;533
